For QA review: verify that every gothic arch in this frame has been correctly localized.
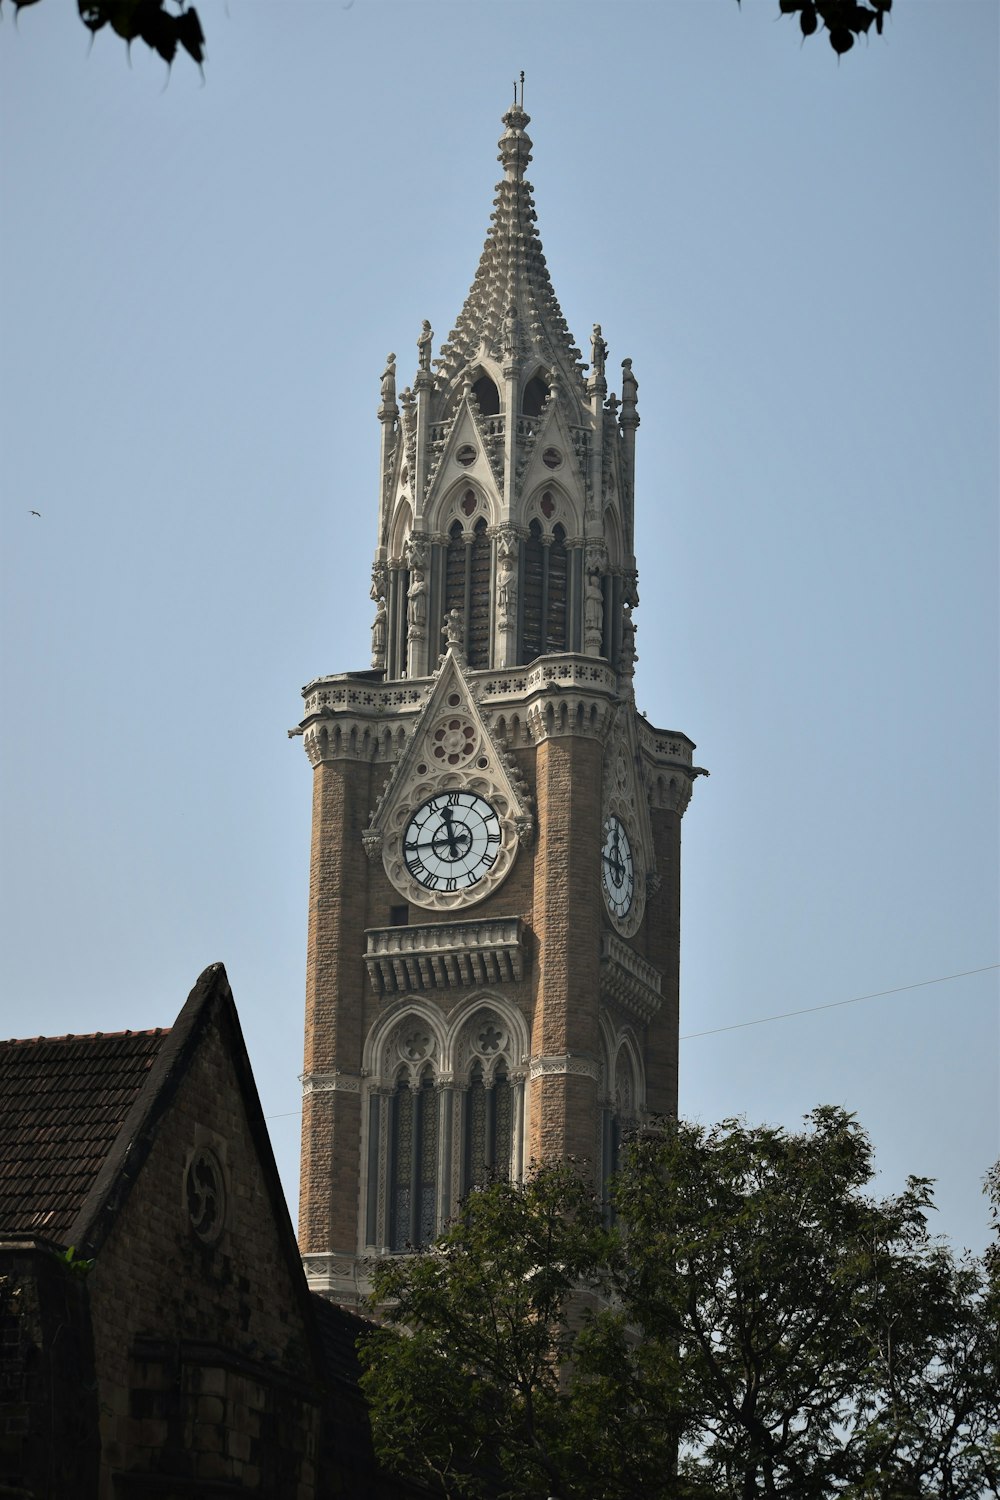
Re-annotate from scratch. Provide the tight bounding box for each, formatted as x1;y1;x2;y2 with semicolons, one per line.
363;1001;448;1088
612;1030;645;1123
431;477;497;535
603;506;623;569
389;499;413;563
443;992;529;1081
523;480;580;536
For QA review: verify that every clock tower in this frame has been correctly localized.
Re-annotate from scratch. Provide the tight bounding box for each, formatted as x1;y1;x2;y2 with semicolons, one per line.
293;96;703;1305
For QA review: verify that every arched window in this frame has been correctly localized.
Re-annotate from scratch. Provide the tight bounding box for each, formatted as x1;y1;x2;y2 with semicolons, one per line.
546;524;568;651
464;1062;513;1192
467;518;491;668
444;518;491;669
522;375;549;417
445;520;466;622
389;1069;439;1250
521;519;567;662
472;375;501;417
522;520;544;662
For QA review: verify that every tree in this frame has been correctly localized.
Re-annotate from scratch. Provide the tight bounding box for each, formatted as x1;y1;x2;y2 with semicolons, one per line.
360;1109;999;1499
1;0;205;69
738;0;893;57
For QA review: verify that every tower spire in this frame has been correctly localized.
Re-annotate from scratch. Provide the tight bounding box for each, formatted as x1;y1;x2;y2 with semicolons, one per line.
433;97;586;400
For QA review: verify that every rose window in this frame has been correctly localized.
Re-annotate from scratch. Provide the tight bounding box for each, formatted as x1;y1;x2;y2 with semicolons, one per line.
431;718;477;766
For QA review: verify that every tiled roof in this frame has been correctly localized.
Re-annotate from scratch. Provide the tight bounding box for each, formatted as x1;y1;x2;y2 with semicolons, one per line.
0;1028;167;1244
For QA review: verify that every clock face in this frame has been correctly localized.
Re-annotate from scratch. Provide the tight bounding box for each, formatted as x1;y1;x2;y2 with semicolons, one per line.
403;791;502;894
602;815;635;920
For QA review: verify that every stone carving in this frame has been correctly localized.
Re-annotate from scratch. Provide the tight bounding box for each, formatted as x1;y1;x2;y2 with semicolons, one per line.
620;602;637;678
417;320;433;373
370;593;387;670
584;568;604;655
495;527;519;629
590;323;607;379
443;609;465;656
406;571;427;633
621;357;638;418
379;353;397;413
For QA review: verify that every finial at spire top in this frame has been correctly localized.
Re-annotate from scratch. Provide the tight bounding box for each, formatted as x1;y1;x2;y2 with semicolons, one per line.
499;78;531;181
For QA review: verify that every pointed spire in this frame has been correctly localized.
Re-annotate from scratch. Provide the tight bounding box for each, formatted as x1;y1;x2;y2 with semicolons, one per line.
434;97;587;400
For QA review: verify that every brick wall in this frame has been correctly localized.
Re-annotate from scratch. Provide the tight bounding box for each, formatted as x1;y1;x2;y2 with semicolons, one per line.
87;1015;322;1499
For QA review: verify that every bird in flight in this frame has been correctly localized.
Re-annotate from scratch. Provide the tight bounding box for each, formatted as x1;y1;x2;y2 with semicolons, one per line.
29;510;41;517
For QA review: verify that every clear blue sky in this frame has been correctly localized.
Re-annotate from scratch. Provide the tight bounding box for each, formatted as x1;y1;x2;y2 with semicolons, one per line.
1;0;997;1252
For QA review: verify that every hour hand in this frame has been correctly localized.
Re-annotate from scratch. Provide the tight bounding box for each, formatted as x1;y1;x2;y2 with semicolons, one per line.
439;805;461;857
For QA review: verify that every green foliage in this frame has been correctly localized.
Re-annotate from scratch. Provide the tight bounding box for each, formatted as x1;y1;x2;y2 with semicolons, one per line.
739;0;893;57
54;1244;94;1277
359;1165;614;1498
2;0;205;69
362;1111;1000;1500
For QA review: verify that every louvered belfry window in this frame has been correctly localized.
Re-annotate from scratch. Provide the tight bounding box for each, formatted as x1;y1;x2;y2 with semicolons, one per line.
546;525;568;651
389;1073;439;1251
464;1063;513;1192
445;521;466;623
467;518;491;668
522;521;544;662
521;521;568;662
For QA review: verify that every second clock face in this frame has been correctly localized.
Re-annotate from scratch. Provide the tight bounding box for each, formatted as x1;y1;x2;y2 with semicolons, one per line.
403;791;502;894
602;815;635;920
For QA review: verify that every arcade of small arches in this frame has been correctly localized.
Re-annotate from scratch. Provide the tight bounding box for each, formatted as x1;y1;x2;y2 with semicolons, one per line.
359;996;644;1252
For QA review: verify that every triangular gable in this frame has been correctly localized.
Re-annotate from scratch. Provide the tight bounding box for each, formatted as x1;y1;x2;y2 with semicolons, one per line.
424;396;502;521
364;649;534;912
66;964;326;1374
515;396;584;513
366;648;532;846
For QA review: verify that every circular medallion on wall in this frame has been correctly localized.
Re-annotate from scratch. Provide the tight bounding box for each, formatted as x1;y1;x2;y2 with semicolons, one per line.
185;1148;226;1245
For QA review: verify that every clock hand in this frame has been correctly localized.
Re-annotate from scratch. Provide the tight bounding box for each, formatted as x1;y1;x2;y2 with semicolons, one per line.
440;805;461;857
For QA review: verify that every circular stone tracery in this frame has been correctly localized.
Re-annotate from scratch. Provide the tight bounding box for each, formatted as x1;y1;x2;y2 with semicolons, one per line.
186;1148;226;1244
431;717;477;767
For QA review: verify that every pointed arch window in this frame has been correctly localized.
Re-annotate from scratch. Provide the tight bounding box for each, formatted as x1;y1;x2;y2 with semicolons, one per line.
467;518;491;668
522;520;544;662
522;375;549;418
388;1069;439;1250
521;519;567;662
463;1062;513;1192
445;520;466;622
472;375;501;417
546;524;568;652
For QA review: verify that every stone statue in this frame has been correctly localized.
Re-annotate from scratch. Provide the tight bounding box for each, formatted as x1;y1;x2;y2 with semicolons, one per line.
621;602;637;675
584;569;604;654
417;320;433;373
621;357;638;410
590;323;607;379
407;571;427;631
370;595;387;669
379;354;396;409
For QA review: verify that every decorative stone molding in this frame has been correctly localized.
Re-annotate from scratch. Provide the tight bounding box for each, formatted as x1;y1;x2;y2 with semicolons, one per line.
599;933;663;1024
528;1054;601;1082
367;651;534;912
301;1069;363;1095
365;918;525;996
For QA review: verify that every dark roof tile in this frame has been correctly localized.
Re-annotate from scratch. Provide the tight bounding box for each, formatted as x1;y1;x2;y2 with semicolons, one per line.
0;1028;168;1242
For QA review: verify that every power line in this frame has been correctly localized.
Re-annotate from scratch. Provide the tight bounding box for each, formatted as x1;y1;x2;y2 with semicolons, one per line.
263;964;999;1119
680;964;999;1041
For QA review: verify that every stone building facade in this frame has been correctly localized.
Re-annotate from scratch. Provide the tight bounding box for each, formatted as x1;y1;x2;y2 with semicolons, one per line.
294;95;704;1307
0;965;423;1499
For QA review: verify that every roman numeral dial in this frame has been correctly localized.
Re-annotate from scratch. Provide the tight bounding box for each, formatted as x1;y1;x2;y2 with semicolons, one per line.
403;791;503;893
601;814;635;920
